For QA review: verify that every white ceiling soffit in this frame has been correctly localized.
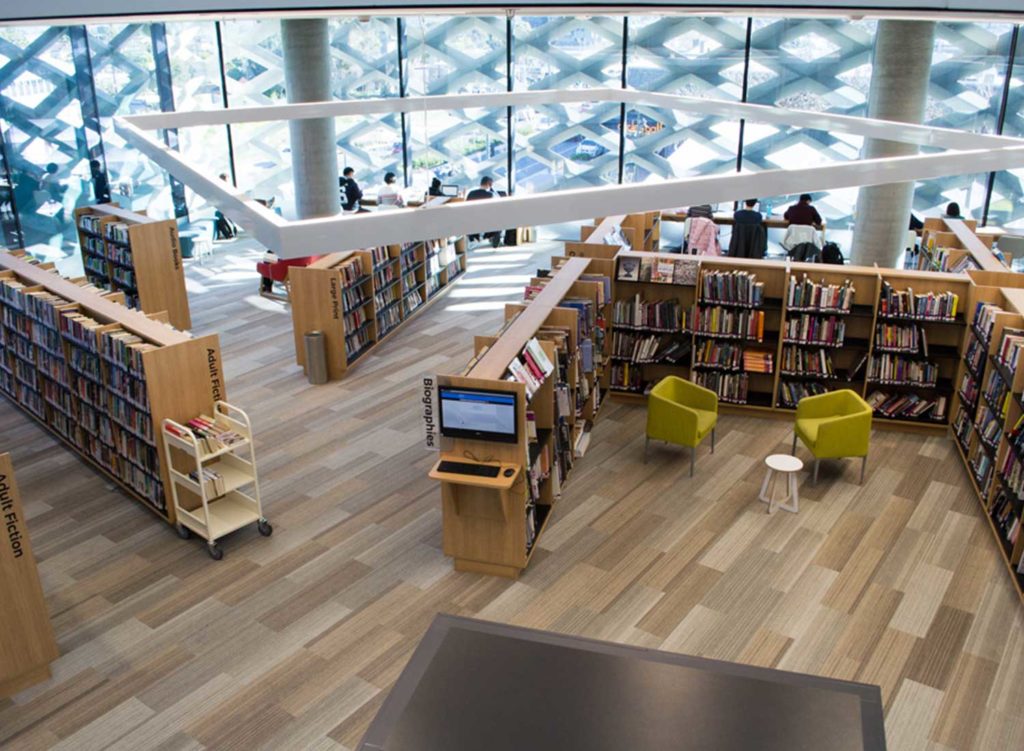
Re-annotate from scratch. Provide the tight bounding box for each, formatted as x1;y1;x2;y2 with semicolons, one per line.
2;1;1024;24
117;88;1024;260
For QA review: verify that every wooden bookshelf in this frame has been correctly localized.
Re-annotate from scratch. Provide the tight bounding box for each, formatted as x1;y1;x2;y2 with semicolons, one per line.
433;257;611;578
73;203;190;330
0;250;226;526
289;237;467;382
0;452;59;698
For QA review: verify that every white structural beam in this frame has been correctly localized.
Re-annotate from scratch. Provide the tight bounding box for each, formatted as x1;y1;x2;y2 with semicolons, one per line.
116;88;1024;260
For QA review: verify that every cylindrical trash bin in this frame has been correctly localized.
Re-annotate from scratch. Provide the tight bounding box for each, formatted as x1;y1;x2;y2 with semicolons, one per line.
304;330;328;385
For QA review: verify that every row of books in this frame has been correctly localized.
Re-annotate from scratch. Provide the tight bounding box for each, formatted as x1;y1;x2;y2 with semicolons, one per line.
377;304;401;337
339;257;365;288
166;414;246;456
743;350;773;374
79;213;104;235
343;306;372;336
616;255;698;286
866;354;939;387
374;282;400;311
970;441;995;495
874;323;931;354
694;371;748;404
693;340;742;371
371;245;390;268
783;315;846;346
611;332;690;364
999;444;1024;499
953;405;972;450
341;284;369;313
878;282;959;320
611;295;689;332
701;270;764;307
964;334;986;377
105;222;131;245
866;390;947;421
974;301;1002;342
506;337;556;399
1007;412;1024;458
983;369;1009;417
958;371;980;408
188;467;229;497
403;287;424;317
976;406;1003;449
990;491;1022;563
997;327;1024;372
108;243;134;268
785;275;855;312
780;346;835;377
609;362;644;392
344;325;374;359
778;380;828;407
694;308;764;341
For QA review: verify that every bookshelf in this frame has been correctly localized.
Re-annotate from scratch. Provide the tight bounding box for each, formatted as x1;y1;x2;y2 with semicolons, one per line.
433;257;611;578
289;238;467;382
0;452;59;698
0;250;227;526
73;203;191;330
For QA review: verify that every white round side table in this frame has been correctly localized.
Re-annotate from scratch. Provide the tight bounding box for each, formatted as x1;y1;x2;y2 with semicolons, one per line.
758;454;803;514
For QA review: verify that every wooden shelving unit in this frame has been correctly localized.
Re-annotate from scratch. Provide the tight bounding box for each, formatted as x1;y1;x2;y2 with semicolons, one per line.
0;250;226;525
289;237;467;382
433;257;611;578
73;203;191;330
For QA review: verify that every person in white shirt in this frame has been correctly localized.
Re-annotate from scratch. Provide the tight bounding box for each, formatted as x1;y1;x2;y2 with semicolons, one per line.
377;171;405;208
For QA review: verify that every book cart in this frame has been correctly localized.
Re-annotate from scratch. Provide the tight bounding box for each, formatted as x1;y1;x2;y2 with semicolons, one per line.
162;401;270;559
289;236;467;382
73;203;190;330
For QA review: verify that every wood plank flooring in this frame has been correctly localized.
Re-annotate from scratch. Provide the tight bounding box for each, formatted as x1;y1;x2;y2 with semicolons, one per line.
1;239;1023;750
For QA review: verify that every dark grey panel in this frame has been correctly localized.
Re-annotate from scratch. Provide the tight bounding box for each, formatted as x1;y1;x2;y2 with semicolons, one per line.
359;614;886;751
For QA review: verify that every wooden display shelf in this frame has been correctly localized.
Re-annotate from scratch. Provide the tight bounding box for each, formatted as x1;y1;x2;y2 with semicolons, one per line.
73;203;190;330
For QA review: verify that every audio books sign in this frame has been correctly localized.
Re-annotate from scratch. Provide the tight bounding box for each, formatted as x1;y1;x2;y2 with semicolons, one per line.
422;376;437;451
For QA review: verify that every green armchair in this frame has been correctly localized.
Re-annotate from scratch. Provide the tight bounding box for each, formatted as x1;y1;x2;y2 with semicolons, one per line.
645;376;718;476
793;389;872;484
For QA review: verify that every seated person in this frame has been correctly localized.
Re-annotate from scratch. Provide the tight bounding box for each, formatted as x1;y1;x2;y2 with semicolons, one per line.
945;201;964;220
687;204;714;220
377;171;405;208
466;176;501;246
340;167;363;212
909;213;924;231
784;193;823;230
733;198;762;225
428;177;444;197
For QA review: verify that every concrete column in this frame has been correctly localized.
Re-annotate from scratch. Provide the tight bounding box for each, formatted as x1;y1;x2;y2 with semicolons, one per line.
282;18;338;219
851;20;936;267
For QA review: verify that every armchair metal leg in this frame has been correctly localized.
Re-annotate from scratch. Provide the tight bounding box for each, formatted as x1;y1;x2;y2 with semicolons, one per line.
644;436;649;464
860;455;866;485
711;428;715;453
690;448;695;477
791;433;797;455
813;459;819;484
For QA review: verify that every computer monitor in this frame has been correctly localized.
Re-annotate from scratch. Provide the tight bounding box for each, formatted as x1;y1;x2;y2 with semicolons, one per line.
438;386;518;444
441;184;459;197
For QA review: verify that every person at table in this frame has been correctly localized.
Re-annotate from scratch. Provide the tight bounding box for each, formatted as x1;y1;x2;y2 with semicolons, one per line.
945;201;964;220
428;177;444;197
377;171;405;208
784;193;823;230
687;204;714;220
214;173;237;240
466;176;501;246
340;167;363;212
733;198;762;225
89;159;111;204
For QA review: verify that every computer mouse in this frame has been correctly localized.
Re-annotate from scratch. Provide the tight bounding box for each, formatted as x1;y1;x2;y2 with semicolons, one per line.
503;468;515;477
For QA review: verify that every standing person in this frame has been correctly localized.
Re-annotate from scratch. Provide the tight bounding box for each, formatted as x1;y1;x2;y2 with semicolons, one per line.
466;176;501;246
89;159;111;204
38;163;62;202
339;167;363;212
784;193;823;230
214;172;237;240
733;198;762;225
377;171;405;208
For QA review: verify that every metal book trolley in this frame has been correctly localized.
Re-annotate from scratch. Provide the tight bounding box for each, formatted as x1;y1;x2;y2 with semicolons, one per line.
161;401;271;559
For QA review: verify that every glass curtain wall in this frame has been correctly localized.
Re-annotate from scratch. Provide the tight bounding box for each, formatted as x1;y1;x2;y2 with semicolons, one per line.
1;14;1024;249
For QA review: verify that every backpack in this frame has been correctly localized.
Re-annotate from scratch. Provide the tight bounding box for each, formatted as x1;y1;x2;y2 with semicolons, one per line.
821;241;844;265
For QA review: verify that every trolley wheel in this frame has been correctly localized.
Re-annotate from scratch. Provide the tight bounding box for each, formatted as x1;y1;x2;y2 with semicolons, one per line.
207;543;223;561
176;524;191;540
257;519;273;537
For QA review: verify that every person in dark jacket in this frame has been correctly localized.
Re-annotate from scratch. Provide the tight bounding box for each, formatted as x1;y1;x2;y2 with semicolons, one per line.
945;202;964;220
733;198;761;225
428;177;444;197
466;176;501;246
784;193;823;229
340;167;363;212
89;159;111;204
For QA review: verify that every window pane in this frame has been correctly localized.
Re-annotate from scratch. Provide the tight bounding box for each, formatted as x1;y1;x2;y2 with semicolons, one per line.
0;25;97;249
88;23;174;218
403;15;508;193
625;16;747;184
746;18;876;231
513;16;623;193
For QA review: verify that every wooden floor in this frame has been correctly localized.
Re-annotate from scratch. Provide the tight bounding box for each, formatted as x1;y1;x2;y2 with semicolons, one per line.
2;238;1023;750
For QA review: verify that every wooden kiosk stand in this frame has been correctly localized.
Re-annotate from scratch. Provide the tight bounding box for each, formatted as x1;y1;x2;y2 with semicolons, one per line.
0;453;58;698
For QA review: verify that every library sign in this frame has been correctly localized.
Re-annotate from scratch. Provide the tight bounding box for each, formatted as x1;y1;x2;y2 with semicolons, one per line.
0;468;24;559
422;376;437;451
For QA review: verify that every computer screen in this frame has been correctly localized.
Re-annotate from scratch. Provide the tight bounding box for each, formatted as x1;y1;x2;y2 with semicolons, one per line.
441;184;459;197
438;387;518;443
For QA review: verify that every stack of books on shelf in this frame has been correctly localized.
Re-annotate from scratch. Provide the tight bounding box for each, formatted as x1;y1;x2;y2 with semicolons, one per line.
506;337;556;400
611;295;689;332
693;340;742;371
953;405;973;451
998;438;1024;501
786;275;854;312
974;301;1002;343
742;350;773;374
958;370;980;410
983;369;1009;418
866;390;947;422
989;490;1022;564
970;441;995;494
878;282;959;320
609;362;644;393
695;371;747;404
612;332;690;365
165;414;246;456
964;333;987;378
695;307;764;341
783;315;846;346
867;354;939;387
976;406;1003;452
997;327;1024;372
701;270;764;306
781;347;834;377
778;381;828;407
875;323;925;353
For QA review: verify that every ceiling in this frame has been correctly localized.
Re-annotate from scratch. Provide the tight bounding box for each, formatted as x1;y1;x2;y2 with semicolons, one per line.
2;1;1022;26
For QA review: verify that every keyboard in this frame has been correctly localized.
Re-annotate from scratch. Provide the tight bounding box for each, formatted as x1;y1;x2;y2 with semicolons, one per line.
437;460;501;478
